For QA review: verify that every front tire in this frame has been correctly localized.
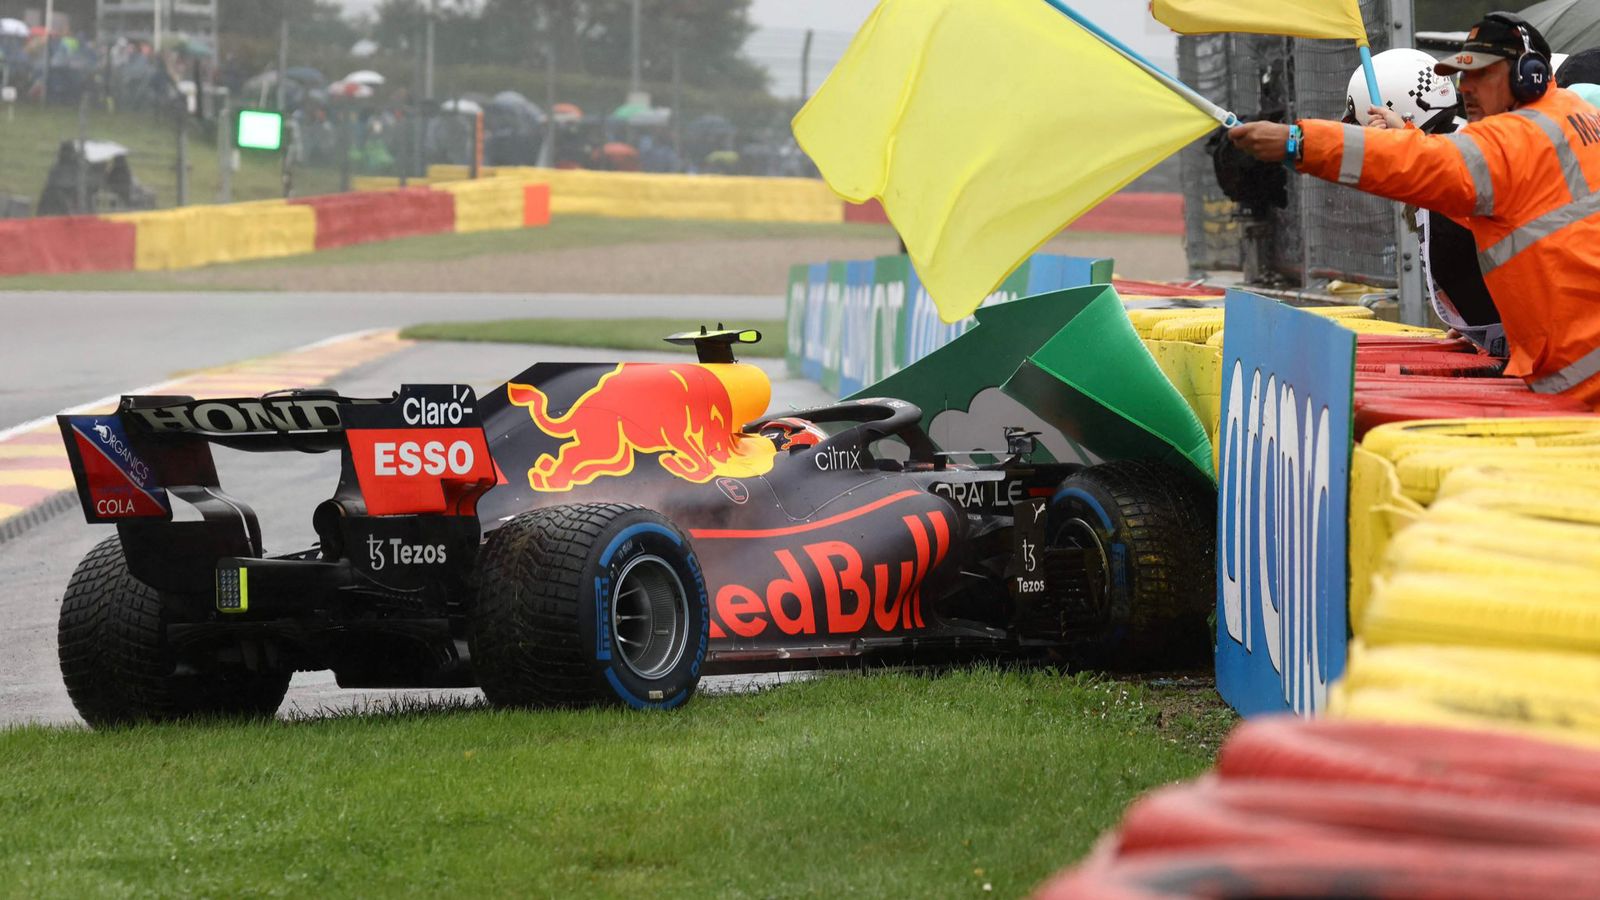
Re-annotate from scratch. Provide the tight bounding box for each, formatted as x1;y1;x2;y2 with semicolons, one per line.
1049;460;1216;670
470;503;708;710
58;536;289;728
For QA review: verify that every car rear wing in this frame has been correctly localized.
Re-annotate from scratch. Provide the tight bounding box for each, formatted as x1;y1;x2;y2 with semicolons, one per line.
58;384;500;525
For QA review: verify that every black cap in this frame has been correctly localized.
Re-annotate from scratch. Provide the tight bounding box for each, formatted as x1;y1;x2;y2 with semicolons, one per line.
1434;12;1552;75
1558;48;1600;89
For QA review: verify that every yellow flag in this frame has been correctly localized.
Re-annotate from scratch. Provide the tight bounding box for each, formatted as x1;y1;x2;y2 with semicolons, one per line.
1151;0;1367;42
793;0;1217;324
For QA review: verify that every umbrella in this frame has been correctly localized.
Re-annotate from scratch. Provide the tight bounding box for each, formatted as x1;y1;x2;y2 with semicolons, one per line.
627;107;672;127
0;18;27;38
443;98;483;115
176;37;213;57
285;66;325;85
81;140;130;164
610;102;650;121
1519;0;1600;54
343;69;385;86
329;80;375;99
349;39;379;59
686;113;735;136
551;102;583;122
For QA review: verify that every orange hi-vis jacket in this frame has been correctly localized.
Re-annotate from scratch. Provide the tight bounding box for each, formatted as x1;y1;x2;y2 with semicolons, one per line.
1298;87;1600;407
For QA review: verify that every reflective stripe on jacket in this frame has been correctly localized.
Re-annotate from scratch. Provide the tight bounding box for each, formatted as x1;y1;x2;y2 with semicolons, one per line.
1298;88;1600;396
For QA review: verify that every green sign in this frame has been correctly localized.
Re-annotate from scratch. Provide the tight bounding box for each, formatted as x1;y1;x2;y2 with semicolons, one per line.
236;109;284;151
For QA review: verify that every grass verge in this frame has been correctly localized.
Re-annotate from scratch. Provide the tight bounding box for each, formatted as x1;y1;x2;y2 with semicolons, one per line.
0;669;1231;898
402;317;787;358
0;104;342;210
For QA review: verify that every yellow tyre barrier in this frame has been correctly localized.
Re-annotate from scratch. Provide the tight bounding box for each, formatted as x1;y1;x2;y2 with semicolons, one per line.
1348;446;1425;627
1362;417;1600;461
1337;318;1451;337
1362;571;1600;652
1396;505;1600;570
1329;684;1600;749
1387;446;1600;505
1380;530;1600;583
1125;308;1219;339
1304;305;1376;320
1149;315;1227;343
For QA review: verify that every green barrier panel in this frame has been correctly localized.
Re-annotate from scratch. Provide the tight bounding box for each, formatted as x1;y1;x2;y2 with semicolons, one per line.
856;285;1214;478
1006;287;1214;479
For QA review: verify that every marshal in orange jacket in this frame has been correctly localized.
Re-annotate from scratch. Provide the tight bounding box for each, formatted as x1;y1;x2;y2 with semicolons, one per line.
1297;87;1600;406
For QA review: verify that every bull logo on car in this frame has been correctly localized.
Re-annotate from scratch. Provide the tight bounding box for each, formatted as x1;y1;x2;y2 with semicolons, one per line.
508;363;776;492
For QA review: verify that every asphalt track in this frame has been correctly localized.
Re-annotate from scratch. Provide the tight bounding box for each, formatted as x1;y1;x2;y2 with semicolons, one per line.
0;291;784;428
0;300;822;728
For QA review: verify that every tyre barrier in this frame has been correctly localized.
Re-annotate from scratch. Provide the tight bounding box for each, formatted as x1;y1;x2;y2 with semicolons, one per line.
1035;843;1600;899
1354;350;1506;377
1362;416;1600;458
1355;334;1478;353
292;188;459;249
1353;396;1588;440
1333;642;1600;748
0;215;136;276
1033;717;1600;898
1362;570;1600;654
1;181;551;277
1216;717;1600;803
1112;776;1600;856
1389;446;1600;504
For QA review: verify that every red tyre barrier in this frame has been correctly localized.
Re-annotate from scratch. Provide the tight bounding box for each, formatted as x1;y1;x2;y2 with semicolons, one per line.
292;188;455;249
843;197;890;224
1354;396;1592;439
1355;334;1479;353
1216;717;1600;805
1070;192;1185;235
1113;777;1600;857
1035;844;1600;900
1357;374;1527;387
0;216;137;276
1355;349;1505;377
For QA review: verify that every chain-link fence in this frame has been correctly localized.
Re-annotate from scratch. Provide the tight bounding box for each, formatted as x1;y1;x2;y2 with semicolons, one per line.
1180;0;1402;288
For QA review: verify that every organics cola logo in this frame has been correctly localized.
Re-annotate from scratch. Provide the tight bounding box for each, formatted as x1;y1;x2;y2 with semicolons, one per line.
1218;362;1338;715
508;363;774;492
90;422;151;484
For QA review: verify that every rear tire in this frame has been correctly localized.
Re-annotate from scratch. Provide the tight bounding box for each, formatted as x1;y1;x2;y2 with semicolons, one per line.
58;536;289;728
470;503;708;710
1049;460;1215;670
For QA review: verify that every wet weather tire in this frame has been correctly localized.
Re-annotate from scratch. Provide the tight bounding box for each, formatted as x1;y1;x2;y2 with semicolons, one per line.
58;536;290;728
470;503;708;710
1049;460;1215;670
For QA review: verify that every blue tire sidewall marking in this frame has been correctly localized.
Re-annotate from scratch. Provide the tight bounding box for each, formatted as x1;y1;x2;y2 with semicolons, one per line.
595;519;707;709
1052;485;1129;592
1052;487;1113;530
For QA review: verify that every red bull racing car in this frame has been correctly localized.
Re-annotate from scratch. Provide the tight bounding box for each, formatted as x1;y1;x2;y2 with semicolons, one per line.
56;329;1214;727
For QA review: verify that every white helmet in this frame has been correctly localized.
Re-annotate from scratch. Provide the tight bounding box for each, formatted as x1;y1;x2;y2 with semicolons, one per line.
1553;52;1570;76
1345;48;1458;130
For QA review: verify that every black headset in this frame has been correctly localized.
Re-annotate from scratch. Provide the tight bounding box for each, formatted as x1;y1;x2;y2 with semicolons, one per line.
1487;11;1551;103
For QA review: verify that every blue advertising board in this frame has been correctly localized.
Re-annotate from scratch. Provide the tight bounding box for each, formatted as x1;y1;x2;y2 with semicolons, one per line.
1215;290;1355;717
837;259;877;397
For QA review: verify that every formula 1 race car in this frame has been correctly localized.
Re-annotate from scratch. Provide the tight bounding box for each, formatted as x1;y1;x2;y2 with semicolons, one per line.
57;328;1215;727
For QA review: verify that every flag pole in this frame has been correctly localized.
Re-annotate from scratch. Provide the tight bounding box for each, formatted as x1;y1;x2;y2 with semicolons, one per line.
1359;44;1384;110
1041;0;1239;127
